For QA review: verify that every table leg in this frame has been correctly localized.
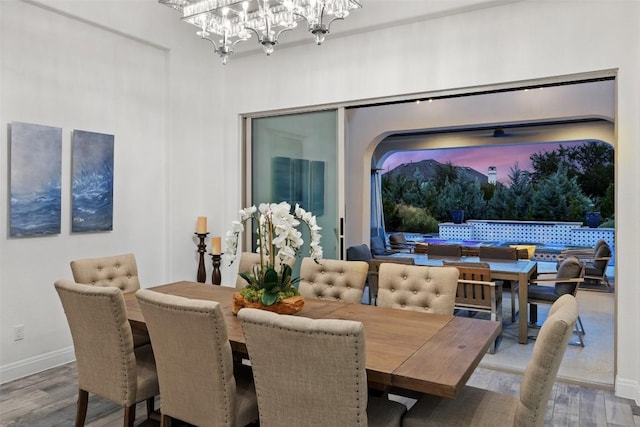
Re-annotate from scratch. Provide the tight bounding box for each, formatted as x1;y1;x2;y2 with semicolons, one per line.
518;264;537;344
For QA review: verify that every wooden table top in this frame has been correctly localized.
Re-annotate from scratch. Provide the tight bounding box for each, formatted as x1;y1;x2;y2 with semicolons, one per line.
124;281;501;399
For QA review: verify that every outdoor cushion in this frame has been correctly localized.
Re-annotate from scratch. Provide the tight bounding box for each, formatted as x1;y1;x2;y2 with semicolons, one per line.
346;244;373;261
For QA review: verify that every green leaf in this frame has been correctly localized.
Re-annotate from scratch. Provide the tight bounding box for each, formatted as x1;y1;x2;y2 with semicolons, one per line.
261;290;279;306
263;267;279;291
239;272;255;286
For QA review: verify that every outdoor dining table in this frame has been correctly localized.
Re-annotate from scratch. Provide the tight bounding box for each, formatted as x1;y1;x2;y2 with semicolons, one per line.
124;281;500;399
389;254;538;344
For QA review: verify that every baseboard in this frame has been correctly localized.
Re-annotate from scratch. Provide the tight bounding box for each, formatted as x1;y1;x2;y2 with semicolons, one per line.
0;346;75;384
616;375;640;405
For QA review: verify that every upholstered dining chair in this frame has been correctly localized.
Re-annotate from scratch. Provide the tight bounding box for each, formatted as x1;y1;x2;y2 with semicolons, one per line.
377;263;459;315
136;290;259;427
54;280;159;427
402;294;579;427
528;255;585;347
238;308;407;427
234;252;296;289
298;257;369;303
367;257;415;306
70;253;150;347
479;246;519;322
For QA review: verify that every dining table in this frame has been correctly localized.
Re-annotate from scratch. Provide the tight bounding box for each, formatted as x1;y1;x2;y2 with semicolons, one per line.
389;253;538;344
124;281;500;399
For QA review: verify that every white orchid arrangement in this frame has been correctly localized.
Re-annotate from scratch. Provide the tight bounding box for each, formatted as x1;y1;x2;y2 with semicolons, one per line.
225;201;323;306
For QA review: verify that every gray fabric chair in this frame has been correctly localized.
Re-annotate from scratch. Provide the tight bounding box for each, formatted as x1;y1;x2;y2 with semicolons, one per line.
347;244;375;304
235;252;296;289
479;246;519;322
377;263;459;315
70;253;150;348
402;294;579;427
298;257;369;303
54;280;158;427
238;308;407;427
582;241;612;287
528;255;585;346
371;235;393;256
136;290;258;427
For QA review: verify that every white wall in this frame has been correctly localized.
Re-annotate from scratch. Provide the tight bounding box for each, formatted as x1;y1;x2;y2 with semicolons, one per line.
1;0;638;404
217;1;640;402
0;0;223;381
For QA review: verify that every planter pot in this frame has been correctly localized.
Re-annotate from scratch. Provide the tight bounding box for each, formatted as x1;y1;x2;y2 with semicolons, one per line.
451;209;465;224
586;212;601;228
232;293;305;315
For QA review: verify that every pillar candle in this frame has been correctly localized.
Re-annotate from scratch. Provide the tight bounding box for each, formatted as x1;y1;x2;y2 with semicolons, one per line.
197;216;207;234
211;236;222;255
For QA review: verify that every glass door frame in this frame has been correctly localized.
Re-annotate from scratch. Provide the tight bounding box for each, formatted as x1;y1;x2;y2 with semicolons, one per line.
242;107;347;260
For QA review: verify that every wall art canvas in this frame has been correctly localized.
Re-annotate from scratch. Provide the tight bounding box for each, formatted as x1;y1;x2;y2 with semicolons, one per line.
71;130;114;232
9;122;62;237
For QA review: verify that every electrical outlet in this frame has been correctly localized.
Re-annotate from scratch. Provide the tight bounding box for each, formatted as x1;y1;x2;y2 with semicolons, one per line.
14;324;24;341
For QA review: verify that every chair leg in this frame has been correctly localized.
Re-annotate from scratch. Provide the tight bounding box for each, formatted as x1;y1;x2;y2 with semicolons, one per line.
530;303;538;324
124;404;136;427
75;389;88;427
146;397;155;418
575;315;586;347
160;414;173;427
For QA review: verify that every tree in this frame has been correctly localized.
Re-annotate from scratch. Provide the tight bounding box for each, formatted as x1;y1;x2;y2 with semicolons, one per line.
531;166;591;221
529;141;613;207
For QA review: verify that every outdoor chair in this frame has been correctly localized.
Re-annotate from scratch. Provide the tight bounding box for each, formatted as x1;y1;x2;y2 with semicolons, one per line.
426;243;462;258
70;253;150;348
528;255;586;346
371;235;395;256
136;290;259;427
377;263;459;315
443;261;502;353
367;256;415;305
346;244;375;303
388;232;415;253
402;294;579;427
54;280;158;427
582;241;612;288
479;246;519;322
238;308;407;427
298;257;369;303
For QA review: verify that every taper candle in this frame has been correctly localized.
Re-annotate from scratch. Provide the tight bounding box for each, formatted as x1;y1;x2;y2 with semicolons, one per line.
211;236;222;255
197;216;207;234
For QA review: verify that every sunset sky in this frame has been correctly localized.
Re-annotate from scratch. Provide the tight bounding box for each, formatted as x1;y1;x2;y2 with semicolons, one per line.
381;141;586;184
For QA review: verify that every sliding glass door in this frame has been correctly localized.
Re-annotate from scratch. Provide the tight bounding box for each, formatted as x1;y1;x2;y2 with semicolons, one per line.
247;110;342;263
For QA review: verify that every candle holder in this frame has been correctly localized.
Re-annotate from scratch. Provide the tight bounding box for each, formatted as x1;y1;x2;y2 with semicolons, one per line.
210;253;222;285
195;232;209;283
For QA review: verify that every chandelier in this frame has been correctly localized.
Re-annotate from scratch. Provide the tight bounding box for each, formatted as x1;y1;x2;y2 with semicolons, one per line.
159;0;362;64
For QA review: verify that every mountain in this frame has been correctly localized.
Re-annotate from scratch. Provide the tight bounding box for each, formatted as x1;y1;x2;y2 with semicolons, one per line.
384;159;488;185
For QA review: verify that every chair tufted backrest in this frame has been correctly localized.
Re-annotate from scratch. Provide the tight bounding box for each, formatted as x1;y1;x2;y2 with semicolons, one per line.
298;257;368;303
238;308;367;427
54;279;157;406
515;294;578;426
235;252;296;289
136;289;258;427
377;263;459;315
70;253;140;292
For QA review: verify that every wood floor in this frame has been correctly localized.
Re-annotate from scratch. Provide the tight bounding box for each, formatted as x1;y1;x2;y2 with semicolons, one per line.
1;362;638;426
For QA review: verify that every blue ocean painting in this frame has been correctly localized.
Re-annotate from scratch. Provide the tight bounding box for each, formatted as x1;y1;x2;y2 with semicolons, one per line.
71;130;114;232
10;122;62;237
